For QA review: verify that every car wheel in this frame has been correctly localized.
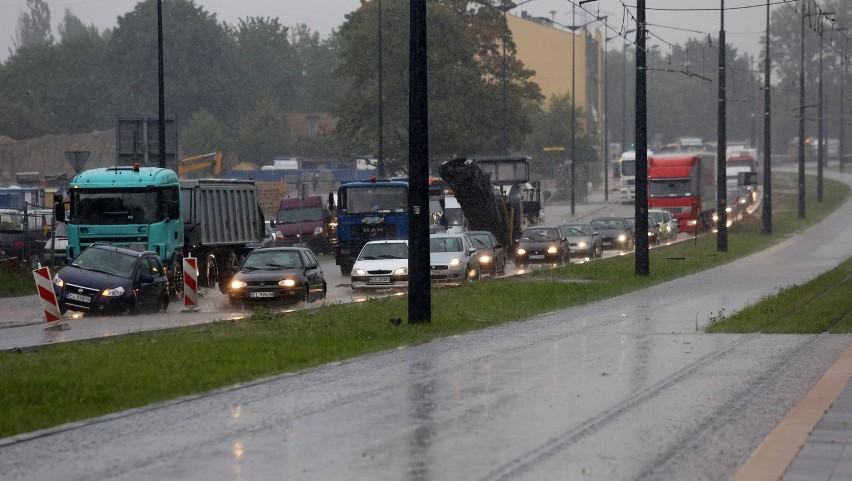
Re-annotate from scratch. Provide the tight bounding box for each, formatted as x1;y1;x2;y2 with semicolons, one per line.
155;292;169;313
321;281;327;299
121;299;137;316
300;286;309;302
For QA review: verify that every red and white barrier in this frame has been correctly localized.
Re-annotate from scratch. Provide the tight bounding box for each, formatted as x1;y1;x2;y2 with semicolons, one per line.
183;257;198;310
33;266;62;323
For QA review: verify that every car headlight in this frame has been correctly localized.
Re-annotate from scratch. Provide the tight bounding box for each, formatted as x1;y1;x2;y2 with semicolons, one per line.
547;246;558;254
726;206;732;213
449;258;461;267
687;219;698;226
353;268;367;276
516;248;526;255
577;241;588;249
101;286;125;297
393;267;407;276
617;234;627;242
712;213;719;222
314;226;323;235
279;278;297;287
479;254;492;264
230;280;247;289
52;274;64;287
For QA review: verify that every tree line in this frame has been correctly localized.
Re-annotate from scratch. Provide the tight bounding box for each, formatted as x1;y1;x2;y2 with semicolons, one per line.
1;0;848;178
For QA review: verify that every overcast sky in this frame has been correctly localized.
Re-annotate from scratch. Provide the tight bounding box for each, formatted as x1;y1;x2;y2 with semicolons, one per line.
0;0;777;64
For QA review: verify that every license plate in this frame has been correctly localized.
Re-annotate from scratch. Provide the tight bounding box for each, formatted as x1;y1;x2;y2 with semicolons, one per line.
368;276;391;284
603;242;613;246
66;292;91;303
530;254;545;260
249;292;275;298
432;270;447;276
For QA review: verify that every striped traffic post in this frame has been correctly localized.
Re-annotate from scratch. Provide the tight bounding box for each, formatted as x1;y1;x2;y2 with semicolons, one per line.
33;266;62;323
183;257;198;310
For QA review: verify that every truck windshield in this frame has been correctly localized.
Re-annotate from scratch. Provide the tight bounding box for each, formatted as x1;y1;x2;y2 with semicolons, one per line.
649;179;693;197
71;188;170;225
620;159;635;177
277;205;323;224
342;186;407;213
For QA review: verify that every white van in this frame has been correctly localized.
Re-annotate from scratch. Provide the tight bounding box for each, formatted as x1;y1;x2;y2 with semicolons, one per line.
441;196;467;234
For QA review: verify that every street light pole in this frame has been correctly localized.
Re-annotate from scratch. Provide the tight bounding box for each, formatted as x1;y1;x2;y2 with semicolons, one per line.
798;0;806;219
377;0;385;178
621;29;636;153
571;2;577;216
716;0;727;252
603;21;614;202
762;0;772;235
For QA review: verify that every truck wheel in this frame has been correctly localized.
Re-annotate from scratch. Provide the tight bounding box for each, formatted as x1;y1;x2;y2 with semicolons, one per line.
204;254;218;291
219;251;239;294
169;255;184;302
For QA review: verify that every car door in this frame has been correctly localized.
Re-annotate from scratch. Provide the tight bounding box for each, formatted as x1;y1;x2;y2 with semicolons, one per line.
302;249;323;298
136;256;166;308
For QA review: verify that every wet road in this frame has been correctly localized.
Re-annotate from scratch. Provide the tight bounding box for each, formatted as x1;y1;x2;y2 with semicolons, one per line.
4;172;847;481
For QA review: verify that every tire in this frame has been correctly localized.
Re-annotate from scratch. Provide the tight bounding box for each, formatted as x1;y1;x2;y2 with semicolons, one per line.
169;254;184;302
219;251;239;294
300;286;309;302
203;254;218;291
320;281;327;299
155;292;169;313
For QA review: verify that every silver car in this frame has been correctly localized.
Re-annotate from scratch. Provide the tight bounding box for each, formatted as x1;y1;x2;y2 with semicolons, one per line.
429;233;480;283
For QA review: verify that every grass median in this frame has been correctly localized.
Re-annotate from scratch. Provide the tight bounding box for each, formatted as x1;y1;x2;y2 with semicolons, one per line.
0;172;848;438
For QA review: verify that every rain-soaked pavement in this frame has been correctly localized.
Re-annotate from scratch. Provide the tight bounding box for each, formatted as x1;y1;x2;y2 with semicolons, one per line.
2;168;852;481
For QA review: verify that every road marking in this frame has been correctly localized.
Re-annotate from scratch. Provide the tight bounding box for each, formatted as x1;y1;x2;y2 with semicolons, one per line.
729;340;852;481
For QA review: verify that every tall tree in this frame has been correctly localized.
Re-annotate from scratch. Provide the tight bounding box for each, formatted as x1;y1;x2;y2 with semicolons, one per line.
289;25;348;112
227;16;297;120
235;95;292;164
333;0;541;174
108;0;235;127
11;0;54;55
58;9;99;42
180;109;228;157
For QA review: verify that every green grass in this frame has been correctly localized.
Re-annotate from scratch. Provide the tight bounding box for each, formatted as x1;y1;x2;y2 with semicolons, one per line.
705;256;852;334
0;260;42;297
0;172;848;438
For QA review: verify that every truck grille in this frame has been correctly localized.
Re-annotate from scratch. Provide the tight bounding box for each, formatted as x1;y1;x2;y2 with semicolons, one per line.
352;224;397;240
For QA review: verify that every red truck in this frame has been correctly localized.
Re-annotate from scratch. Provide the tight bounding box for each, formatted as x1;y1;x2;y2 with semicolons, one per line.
274;195;335;254
648;153;716;234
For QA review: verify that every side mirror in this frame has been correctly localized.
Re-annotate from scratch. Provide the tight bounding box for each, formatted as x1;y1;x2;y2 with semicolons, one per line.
54;196;65;223
468;247;477;256
141;274;155;284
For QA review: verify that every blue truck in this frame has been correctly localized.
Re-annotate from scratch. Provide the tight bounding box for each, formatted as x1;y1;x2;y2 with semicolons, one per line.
333;179;409;276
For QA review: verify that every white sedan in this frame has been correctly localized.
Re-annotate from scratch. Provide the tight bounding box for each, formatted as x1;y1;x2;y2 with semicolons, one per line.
350;240;409;291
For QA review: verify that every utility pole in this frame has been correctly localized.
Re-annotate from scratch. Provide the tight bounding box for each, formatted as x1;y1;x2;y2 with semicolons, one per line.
571;3;577;216
157;0;166;169
798;0;806;219
762;0;772;235
408;0;430;323
716;0;728;252
377;0;385;178
635;0;649;276
817;17;825;203
842;39;849;173
603;19;613;202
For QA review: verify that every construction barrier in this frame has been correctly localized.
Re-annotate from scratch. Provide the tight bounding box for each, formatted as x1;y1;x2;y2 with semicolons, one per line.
33;266;62;323
183;257;198;310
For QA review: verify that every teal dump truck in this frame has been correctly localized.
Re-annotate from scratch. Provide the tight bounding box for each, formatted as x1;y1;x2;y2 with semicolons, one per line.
63;165;265;298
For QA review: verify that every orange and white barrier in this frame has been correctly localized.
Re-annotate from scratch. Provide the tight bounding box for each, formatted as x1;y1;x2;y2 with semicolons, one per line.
183;257;198;310
33;266;62;323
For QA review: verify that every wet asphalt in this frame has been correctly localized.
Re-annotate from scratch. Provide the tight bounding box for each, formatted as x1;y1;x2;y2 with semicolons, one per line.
2;168;851;481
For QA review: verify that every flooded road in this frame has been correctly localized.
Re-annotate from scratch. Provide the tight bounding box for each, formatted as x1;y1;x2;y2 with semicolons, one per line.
2;170;849;480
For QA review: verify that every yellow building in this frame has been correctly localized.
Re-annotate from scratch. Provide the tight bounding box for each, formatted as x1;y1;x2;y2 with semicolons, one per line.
507;11;605;137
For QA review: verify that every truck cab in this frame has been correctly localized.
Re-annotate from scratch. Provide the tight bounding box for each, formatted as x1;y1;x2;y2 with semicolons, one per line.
275;195;335;253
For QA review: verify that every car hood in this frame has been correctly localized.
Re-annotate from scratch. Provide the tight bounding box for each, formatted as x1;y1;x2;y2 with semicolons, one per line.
57;265;132;290
429;252;467;265
564;235;593;243
233;267;304;282
353;258;407;272
279;221;322;236
518;239;560;249
592;227;625;236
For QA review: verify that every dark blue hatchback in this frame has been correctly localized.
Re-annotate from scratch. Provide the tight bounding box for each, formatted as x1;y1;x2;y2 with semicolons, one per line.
53;244;169;315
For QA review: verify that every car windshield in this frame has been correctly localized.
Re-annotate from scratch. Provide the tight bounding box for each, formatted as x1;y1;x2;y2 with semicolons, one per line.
648;212;664;223
71;247;138;278
358;242;408;260
523;228;558;241
591;219;626;230
468;234;492;249
430;237;463;253
562;225;590;236
243;250;303;270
